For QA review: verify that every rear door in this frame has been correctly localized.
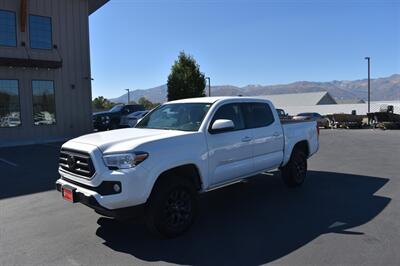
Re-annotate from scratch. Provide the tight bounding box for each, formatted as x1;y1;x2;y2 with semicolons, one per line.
242;102;284;172
207;103;254;186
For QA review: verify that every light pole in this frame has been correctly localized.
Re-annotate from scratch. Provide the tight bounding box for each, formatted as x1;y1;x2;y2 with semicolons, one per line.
364;57;371;114
205;77;211;97
126;89;130;104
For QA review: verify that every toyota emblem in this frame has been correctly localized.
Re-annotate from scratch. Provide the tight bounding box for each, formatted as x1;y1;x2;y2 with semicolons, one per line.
67;155;76;169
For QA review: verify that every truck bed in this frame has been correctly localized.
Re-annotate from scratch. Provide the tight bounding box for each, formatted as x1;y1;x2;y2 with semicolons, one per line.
280;119;319;164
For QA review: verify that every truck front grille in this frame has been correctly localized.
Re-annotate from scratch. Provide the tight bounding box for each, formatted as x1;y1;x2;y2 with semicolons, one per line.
59;149;95;178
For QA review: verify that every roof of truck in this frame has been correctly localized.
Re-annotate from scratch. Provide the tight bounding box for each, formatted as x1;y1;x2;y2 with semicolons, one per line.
166;96;272;104
166;97;232;104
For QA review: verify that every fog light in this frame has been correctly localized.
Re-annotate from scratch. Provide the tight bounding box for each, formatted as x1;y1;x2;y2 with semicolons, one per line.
113;184;121;193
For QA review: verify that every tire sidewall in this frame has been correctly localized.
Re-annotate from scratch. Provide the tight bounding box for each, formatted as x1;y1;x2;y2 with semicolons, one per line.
146;177;198;238
281;149;308;187
291;151;307;185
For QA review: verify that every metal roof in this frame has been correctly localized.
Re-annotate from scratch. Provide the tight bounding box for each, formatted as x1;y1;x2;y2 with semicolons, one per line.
336;99;366;104
255;91;337;107
282;101;400;116
89;0;109;14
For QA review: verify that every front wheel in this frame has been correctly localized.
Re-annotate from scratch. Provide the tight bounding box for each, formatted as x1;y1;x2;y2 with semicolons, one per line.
145;176;198;238
281;149;307;187
108;122;118;130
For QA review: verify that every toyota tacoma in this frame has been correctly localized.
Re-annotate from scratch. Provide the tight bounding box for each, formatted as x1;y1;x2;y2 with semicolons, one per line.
56;97;319;238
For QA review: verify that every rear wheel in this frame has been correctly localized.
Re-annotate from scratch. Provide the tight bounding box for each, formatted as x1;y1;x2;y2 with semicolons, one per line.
281;149;307;187
145;176;198;238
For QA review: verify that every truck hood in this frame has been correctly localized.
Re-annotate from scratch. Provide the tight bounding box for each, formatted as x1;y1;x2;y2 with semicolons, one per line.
69;128;190;153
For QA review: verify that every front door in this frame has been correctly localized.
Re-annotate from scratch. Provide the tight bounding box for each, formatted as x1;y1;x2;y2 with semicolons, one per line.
207;103;254;186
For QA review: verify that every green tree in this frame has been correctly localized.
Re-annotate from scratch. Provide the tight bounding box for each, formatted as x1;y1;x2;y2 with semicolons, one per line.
92;96;116;110
138;97;160;110
167;51;206;101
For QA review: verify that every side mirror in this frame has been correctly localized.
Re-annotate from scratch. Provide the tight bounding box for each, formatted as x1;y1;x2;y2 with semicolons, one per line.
210;119;235;133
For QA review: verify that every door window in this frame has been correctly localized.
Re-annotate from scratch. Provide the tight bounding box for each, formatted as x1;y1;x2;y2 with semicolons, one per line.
243;103;275;128
211;103;245;131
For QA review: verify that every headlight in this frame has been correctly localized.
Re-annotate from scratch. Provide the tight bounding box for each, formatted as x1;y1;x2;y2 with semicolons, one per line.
103;152;149;169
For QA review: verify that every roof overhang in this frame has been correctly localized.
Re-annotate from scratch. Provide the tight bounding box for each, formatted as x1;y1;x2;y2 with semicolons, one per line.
89;0;109;15
0;57;62;69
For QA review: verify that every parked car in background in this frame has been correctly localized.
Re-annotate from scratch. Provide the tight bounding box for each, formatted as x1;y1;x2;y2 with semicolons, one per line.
293;112;330;128
57;97;319;238
119;111;149;128
93;104;145;131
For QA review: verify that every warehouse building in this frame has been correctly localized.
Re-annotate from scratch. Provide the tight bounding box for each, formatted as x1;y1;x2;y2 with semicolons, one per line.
0;0;108;147
256;91;337;107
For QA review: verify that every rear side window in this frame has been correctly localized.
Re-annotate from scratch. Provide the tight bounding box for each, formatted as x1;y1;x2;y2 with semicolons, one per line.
243;103;275;128
211;103;245;131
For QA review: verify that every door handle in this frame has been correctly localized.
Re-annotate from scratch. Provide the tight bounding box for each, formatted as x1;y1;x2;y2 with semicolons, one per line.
273;132;280;137
242;136;252;142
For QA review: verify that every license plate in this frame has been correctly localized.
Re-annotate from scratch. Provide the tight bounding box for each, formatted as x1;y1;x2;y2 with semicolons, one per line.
62;186;75;202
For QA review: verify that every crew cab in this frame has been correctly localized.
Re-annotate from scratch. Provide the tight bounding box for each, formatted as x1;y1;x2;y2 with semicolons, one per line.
56;97;319;238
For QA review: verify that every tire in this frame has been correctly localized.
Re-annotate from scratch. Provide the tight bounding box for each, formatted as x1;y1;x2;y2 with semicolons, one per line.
281;149;307;187
145;176;198;238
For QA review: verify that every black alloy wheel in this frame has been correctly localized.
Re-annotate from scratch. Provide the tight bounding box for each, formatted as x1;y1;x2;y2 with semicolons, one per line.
163;188;193;231
281;149;308;187
145;176;198;238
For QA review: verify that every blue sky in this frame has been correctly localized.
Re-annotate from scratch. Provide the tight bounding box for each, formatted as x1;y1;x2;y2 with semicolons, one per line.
89;0;400;98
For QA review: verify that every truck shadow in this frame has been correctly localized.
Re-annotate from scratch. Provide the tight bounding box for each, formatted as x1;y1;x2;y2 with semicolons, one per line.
95;171;390;265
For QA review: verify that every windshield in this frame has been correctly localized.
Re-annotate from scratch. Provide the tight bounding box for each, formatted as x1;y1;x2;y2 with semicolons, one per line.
136;103;211;131
128;111;144;118
109;105;123;112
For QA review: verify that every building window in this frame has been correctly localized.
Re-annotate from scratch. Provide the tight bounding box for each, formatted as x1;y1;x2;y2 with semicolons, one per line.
32;80;56;126
29;15;52;49
0;10;17;47
0;80;21;128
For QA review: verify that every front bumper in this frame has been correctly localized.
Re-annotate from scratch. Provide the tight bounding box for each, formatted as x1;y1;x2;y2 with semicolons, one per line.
56;181;145;219
58;141;152;213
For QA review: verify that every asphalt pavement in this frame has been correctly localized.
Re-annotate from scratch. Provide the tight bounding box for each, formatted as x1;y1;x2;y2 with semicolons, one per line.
0;130;399;265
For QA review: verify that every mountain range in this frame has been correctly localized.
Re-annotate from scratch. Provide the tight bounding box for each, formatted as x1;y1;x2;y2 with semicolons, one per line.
110;74;400;104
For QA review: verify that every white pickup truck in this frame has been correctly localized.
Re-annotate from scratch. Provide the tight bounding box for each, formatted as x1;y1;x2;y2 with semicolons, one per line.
56;97;319;238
